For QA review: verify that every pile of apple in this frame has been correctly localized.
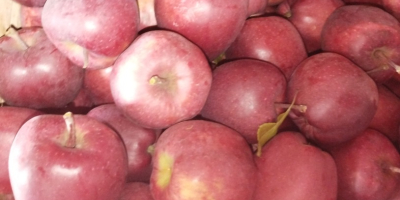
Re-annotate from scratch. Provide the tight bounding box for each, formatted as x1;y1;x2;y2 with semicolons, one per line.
1;0;400;199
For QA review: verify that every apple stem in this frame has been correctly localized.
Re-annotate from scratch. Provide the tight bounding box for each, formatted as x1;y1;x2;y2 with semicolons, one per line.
366;65;390;74
147;144;155;155
63;112;76;148
390;166;400;174
83;48;89;69
0;96;4;106
5;26;29;50
373;49;400;73
275;102;307;113
149;75;166;85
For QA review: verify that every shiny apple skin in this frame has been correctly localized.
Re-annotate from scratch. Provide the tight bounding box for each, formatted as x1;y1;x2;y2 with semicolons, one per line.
8;114;128;200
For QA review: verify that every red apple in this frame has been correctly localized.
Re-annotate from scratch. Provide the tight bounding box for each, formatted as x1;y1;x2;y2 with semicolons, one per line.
20;5;42;27
368;85;400;145
287;52;379;149
321;4;400;83
155;0;248;61
225;15;308;79
83;66;114;106
201;59;287;144
0;106;42;200
150;120;256;200
329;128;400;200
110;30;212;129
12;0;46;7
41;0;140;69
8;113;128;200
248;0;268;16
87;104;158;183
383;0;400;21
288;0;344;53
254;131;337;200
120;182;154;200
0;26;84;109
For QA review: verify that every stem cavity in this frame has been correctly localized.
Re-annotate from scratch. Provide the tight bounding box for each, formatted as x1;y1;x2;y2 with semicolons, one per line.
373;49;400;73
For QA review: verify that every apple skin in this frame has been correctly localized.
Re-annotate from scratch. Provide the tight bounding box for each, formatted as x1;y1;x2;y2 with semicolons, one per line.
287;52;379;149
200;59;287;144
110;30;212;129
83;66;114;106
20;5;42;27
248;0;268;16
368;85;400;145
12;0;46;7
329;128;400;200
0;27;84;109
150;120;256;200
225;16;307;79
155;0;248;61
288;0;344;53
253;131;337;200
0;106;43;200
120;182;154;200
383;0;400;21
321;4;400;83
8;113;128;200
87;104;158;183
41;0;140;69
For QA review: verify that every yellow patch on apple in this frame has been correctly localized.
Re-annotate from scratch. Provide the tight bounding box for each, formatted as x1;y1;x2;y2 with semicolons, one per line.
155;152;174;189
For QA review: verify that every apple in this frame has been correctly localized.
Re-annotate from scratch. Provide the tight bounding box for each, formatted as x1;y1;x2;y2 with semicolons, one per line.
83;66;114;106
368;85;400;145
8;112;128;200
20;5;42;27
150;120;256;200
321;4;400;83
12;0;46;7
154;0;248;61
200;59;287;144
225;15;307;79
287;0;344;53
0;106;42;200
110;30;212;129
0;26;84;109
120;182;154;200
248;0;268;16
383;0;400;21
342;0;400;21
253;131;337;200
329;128;400;200
87;104;158;183
41;0;140;69
287;52;379;149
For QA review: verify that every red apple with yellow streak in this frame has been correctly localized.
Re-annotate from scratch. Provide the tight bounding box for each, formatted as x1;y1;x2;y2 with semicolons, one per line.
150;120;256;200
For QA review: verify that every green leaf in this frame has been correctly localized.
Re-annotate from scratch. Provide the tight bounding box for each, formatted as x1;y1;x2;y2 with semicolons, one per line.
256;93;298;157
